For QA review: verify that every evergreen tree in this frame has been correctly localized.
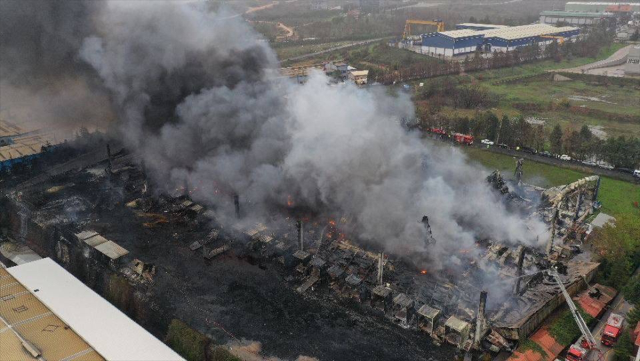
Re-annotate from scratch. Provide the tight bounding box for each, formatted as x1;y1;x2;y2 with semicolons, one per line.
550;124;563;155
497;116;512;146
627;307;640;326
613;331;634;361
485;112;500;142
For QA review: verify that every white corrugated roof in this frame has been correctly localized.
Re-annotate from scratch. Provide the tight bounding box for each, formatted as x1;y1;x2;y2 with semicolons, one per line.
456;23;509;28
566;2;637;5
437;29;483;39
481;24;579;40
433;24;579;41
7;258;184;361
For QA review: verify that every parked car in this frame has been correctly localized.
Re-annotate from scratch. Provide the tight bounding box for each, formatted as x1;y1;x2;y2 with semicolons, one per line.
582;160;597;166
617;168;634;174
560;154;572;161
481;139;494;145
634;170;640;178
497;143;509;149
540;151;552;157
521;146;538;154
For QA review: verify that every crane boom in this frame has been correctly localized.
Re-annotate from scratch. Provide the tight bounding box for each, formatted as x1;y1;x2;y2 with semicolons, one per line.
550;270;598;348
403;19;445;39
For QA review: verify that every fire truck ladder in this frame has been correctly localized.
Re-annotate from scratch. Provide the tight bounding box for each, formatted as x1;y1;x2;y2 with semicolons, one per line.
550;269;598;349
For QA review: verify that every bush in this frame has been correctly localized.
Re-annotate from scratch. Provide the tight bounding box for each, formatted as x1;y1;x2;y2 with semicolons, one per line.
519;339;548;359
558;97;571;109
613;330;634;361
549;307;594;346
166;319;209;361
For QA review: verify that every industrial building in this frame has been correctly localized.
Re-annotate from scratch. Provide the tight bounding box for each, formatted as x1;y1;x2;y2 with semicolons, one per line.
417;24;580;58
0;120;62;172
539;10;615;25
540;2;638;26
565;2;640;13
0;258;183;361
0;142;607;357
455;23;510;31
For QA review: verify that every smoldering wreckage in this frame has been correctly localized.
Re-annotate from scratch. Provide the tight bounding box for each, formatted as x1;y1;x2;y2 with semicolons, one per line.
0;1;607;360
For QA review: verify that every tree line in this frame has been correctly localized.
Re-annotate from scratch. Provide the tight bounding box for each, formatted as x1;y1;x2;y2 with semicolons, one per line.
421;109;640;169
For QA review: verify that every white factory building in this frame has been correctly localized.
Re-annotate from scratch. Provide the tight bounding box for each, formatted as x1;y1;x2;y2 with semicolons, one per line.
0;258;184;361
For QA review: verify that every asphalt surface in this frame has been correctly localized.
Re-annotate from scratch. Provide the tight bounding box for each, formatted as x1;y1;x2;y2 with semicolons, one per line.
469;142;638;183
553;45;634;75
588;293;632;361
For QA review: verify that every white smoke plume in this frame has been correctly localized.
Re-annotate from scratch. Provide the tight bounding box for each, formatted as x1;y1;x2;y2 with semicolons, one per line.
4;0;549;268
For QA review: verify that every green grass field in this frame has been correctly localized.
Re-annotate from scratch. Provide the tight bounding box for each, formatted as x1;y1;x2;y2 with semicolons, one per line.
464;147;640;218
285;41;441;69
466;43;627;81
274;41;354;61
415;43;640;139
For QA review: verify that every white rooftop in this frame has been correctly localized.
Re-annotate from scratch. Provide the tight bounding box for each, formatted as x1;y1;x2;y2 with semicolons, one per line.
457;23;510;28
436;24;579;41
438;29;483;39
480;24;579;40
7;258;184;361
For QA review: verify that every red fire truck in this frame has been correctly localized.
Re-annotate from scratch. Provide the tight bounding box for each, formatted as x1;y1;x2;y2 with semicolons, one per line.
601;313;624;346
566;343;589;361
429;128;447;136
454;133;474;145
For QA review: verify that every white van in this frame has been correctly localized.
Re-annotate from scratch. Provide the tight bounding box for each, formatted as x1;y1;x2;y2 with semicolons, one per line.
634;169;640;178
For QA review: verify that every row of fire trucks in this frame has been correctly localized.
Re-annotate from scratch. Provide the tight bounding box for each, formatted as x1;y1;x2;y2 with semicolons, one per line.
427;128;474;145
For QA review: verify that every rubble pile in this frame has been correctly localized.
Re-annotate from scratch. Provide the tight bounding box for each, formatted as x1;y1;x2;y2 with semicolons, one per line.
0;149;603;358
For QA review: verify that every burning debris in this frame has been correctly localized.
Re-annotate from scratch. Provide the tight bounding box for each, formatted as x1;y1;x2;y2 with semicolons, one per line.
1;0;550;269
0;147;604;359
0;0;608;359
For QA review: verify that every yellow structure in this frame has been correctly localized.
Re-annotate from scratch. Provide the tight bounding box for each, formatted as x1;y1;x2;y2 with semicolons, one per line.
540;35;565;44
403;20;445;39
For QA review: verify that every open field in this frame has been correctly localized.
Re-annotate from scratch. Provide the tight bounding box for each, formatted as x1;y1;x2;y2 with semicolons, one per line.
463;147;640;218
274;41;354;60
412;43;640;139
285;41;442;69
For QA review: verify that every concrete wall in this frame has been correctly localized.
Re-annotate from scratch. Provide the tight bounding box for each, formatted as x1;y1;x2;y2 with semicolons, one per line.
626;46;640;75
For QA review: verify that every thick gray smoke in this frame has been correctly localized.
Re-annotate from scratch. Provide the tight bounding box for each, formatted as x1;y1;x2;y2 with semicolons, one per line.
0;0;113;130
4;0;548;268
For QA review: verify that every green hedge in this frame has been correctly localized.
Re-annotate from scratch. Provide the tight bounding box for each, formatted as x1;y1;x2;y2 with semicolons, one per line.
549;306;594;347
166;319;209;361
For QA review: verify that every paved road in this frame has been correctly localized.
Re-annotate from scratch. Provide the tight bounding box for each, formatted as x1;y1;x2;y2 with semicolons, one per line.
588;293;632;361
469;143;638;183
552;45;633;75
283;37;389;62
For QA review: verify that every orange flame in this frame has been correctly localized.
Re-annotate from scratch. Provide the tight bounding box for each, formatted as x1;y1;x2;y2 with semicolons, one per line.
286;195;294;207
420;270;427;275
